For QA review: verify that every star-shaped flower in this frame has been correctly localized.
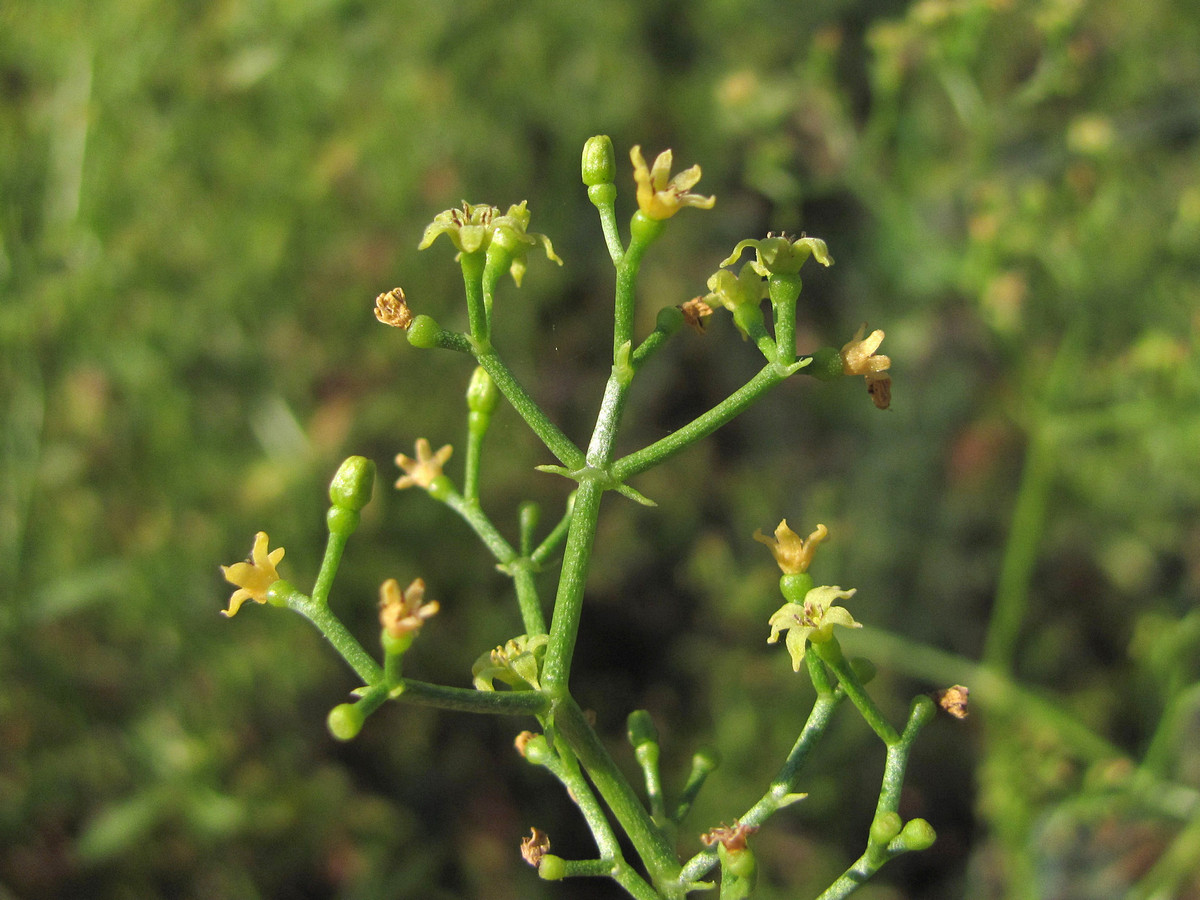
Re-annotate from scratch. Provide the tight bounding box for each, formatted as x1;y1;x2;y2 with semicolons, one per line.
630;145;716;220
378;577;439;638
394;438;453;490
753;520;828;574
221;532;284;617
472;634;549;691
768;585;860;670
720;233;833;276
418;201;499;254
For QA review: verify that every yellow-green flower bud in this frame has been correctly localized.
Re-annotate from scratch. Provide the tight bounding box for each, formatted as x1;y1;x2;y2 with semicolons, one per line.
582;135;616;187
869;811;903;847
327;702;364;741
329;456;375;512
897;818;937;852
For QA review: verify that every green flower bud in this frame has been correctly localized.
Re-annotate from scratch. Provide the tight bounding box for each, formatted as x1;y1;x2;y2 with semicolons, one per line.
582;135;616;187
692;746;721;774
897;817;937;852
869;811;903;847
627;709;659;750
407;314;443;349
466;366;499;416
327;702;364;741
329;456;375;512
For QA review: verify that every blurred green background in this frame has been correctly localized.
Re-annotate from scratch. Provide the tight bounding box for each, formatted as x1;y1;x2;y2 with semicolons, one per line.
3;0;1199;898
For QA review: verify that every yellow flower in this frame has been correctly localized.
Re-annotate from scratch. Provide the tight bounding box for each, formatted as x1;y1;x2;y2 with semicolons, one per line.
394;438;453;490
630;145;715;220
840;325;892;410
840;325;891;376
378;577;439;638
221;532;284;617
768;585;860;670
753;520;828;574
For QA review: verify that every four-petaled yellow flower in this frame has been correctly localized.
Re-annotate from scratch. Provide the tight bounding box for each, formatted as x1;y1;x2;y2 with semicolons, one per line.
753;520;828;574
378;577;439;638
768;585;860;670
630;145;716;220
840;325;892;410
395;438;454;490
221;532;285;617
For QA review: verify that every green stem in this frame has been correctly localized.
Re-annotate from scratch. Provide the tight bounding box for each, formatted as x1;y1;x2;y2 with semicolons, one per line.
814;638;900;745
589;185;625;266
678;682;844;886
531;492;576;566
473;343;585;470
876;697;935;816
510;561;548;636
395;679;549;716
611;362;798;481
768;273;802;366
460;251;489;342
553;696;682;889
310;531;349;607
440;489;518;565
541;478;604;694
279;586;382;685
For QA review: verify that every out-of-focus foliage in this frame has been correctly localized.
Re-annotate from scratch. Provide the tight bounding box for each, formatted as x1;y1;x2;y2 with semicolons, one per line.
2;0;1198;898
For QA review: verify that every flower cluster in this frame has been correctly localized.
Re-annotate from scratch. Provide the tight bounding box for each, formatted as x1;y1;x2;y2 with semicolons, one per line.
418;200;561;286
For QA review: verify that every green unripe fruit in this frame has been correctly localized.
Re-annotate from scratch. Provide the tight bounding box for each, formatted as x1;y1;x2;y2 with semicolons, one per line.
655;304;685;335
521;734;555;767
265;579;296;608
537;854;567;881
329;456;375;512
780;572;815;604
849;656;877;685
629;210;666;247
808;346;844;382
581;135;616;186
407;314;443;349
327;703;364;741
719;842;758;882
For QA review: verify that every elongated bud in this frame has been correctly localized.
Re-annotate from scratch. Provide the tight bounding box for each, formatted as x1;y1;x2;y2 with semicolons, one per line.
627;709;659;750
329;456;375;512
582;135;616;187
466;366;499;415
